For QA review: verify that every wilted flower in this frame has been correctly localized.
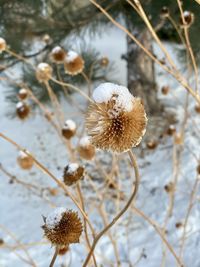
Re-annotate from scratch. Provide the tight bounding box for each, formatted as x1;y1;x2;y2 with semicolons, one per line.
36;63;52;83
63;163;84;186
62;119;76;139
0;37;6;53
42;208;82;247
16;102;30;120
77;136;95;160
17;151;34;170
64;51;84;75
50;46;66;64
86;83;147;153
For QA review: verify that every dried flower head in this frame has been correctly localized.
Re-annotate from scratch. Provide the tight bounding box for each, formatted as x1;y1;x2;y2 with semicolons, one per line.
166;125;176;136
50;46;66;64
164;182;174;193
36;62;52;83
161;85;169;95
86;83;147;153
100;57;109;67
17;151;34;170
42;208;82;247
64;51;84;75
16;102;30;120
42;34;52;44
63;163;84;186
62;119;76;139
160;6;169;18
146;140;158;150
180;11;194;28
78;136;95;160
18;88;28;100
0;37;6;52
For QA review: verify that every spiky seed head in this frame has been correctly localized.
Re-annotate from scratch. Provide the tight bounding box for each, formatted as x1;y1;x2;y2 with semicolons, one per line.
50;46;66;64
180;11;194;28
64;51;84;76
18;88;28;100
17;151;34;170
63;163;84;186
77;136;95;160
86;83;147;153
100;57;109;67
36;63;52;83
62;119;76;139
42;208;82;247
160;6;169;18
16;102;30;120
0;37;6;52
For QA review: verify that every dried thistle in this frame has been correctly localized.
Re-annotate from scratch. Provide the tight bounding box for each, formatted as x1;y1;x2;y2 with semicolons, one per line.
42;208;82;247
62;119;76;140
17;151;34;170
36;63;52;83
50;46;66;64
16;102;30;120
63;163;84;186
0;37;6;52
86;83;147;153
77;136;95;160
64;51;84;75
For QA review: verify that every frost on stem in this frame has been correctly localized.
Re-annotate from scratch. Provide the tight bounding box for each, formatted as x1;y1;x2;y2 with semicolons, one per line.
86;83;147;153
64;50;84;76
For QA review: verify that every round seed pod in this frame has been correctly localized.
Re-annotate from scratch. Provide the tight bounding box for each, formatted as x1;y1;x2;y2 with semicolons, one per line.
100;57;109;67
174;133;183;145
16;102;30;120
63;163;84;186
146;140;158;150
62;119;76;140
0;37;6;52
161;86;169;95
64;51;84;76
17;151;34;170
50;46;66;64
164;182;174;193
180;11;194;28
36;62;52;83
43;34;52;44
166;125;176;136
77;136;95;160
42;208;82;247
160;6;169;18
18;88;28;100
195;104;200;113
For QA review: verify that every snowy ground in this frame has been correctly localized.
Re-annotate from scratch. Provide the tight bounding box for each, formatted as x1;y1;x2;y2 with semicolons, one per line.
0;27;200;267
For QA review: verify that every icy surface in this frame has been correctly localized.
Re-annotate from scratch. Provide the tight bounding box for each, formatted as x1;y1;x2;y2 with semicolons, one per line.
93;82;134;112
45;207;66;229
64;119;76;130
65;51;78;63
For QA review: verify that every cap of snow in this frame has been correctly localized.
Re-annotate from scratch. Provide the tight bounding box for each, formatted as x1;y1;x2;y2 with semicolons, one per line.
16;102;24;109
46;207;66;229
65;51;78;63
64;119;76;130
52;46;62;53
37;62;50;71
79;136;91;147
19;88;27;94
92;83;134;113
67;163;79;174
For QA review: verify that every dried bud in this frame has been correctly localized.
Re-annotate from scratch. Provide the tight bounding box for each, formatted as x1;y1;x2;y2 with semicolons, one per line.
16;102;30;120
62;119;76;139
63;163;84;186
50;46;66;64
164;182;174;193
100;57;109;67
36;63;52;83
0;238;4;246
0;37;6;52
174;133;183;145
78;136;95;160
64;51;84;75
86;83;147;153
195;104;200;113
166;125;176;136
18;88;28;100
43;34;52;44
17;151;34;170
175;222;182;228
160;6;169;18
180;11;194;28
161;86;170;95
42;208;82;247
146;140;158;150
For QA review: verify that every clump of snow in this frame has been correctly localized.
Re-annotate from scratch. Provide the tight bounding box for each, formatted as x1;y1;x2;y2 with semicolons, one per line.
51;46;62;54
46;207;66;229
37;62;50;71
79;136;91;147
64;119;76;130
65;51;78;63
18;151;28;158
67;163;79;174
92;83;134;113
16;102;24;109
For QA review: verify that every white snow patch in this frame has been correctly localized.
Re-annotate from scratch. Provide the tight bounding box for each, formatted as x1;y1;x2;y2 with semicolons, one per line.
92;83;134;113
64;119;76;130
46;207;66;229
65;51;78;63
67;163;79;174
79;136;91;147
16;102;24;109
51;46;63;54
37;62;50;71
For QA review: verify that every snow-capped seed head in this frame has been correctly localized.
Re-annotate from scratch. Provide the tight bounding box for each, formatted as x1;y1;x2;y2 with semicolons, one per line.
180;11;194;28
17;151;34;170
16;101;30;120
0;37;6;53
42;208;82;247
36;63;52;83
63;163;84;186
50;46;66;64
160;6;169;18
166;125;176;136
86;83;147;153
146;140;158;150
42;34;52;44
18;88;28;100
64;51;84;76
62;119;76;139
77;136;95;160
100;57;109;67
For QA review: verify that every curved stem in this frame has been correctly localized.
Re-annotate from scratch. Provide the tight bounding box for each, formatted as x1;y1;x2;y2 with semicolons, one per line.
49;247;58;267
82;150;140;267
